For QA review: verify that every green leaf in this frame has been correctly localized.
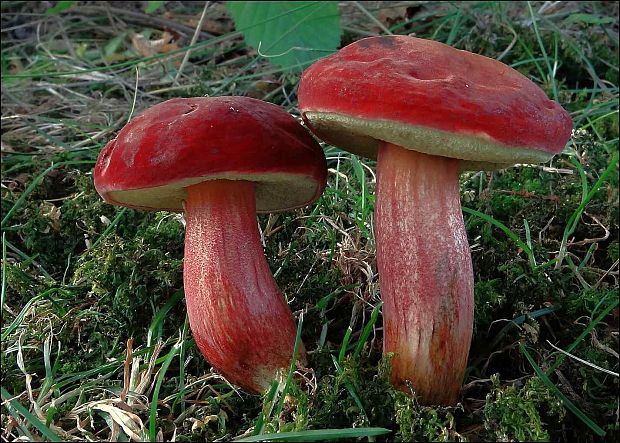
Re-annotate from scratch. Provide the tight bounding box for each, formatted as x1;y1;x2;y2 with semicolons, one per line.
145;1;166;14
45;1;77;15
226;1;341;72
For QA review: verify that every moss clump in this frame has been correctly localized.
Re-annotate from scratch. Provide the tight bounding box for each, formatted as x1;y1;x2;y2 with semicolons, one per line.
257;382;311;436
484;375;565;442
71;212;185;337
565;287;617;317
394;394;466;442
308;353;396;430
608;240;619;262
473;279;506;333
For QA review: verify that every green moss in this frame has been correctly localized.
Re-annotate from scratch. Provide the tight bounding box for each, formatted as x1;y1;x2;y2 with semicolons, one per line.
473;279;506;333
565;287;617;317
496;263;553;305
609;241;619;262
259;382;311;435
1;2;618;441
0;352;23;394
394;394;465;442
488;193;527;218
484;375;565;442
71;213;185;337
4;261;47;301
174;396;233;441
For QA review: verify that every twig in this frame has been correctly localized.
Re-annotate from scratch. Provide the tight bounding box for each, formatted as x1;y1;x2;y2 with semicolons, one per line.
497;23;518;61
77;5;215;40
567;213;610;247
352;1;393;35
173;1;211;86
593;259;619;289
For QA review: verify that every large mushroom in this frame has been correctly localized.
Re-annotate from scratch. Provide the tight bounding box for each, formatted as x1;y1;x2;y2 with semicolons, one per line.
94;96;327;393
298;35;572;405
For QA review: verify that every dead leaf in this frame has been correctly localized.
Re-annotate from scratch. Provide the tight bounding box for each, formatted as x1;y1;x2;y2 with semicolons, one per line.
40;202;61;233
377;5;411;28
190;415;218;432
131;31;179;57
1;140;16;153
201;18;234;35
6;172;30;192
93;403;145;441
164;3;234;35
522;321;539;343
8;58;24;75
246;78;281;99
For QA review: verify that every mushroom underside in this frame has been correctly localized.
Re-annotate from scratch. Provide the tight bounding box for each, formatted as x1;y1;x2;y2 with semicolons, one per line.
303;111;555;171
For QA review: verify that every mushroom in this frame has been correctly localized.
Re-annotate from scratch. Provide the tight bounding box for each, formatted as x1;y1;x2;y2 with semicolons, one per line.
298;36;572;405
94;96;327;392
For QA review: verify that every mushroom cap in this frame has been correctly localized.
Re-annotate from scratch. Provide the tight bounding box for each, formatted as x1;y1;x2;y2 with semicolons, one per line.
94;96;327;213
298;36;573;170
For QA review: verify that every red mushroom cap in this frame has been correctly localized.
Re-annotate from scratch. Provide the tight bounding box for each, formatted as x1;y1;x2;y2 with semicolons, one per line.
94;96;326;212
298;36;573;170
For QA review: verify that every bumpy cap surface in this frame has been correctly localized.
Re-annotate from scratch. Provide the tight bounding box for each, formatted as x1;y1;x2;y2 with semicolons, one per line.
298;36;573;170
94;96;327;212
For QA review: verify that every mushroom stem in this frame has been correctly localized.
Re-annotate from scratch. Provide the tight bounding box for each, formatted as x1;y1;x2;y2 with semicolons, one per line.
375;142;474;405
183;179;305;393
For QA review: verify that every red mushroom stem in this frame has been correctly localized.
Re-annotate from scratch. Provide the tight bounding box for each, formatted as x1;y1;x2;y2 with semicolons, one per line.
183;179;305;393
375;142;474;405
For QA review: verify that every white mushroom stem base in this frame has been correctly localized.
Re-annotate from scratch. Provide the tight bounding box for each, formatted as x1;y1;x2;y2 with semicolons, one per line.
183;179;304;393
375;142;474;405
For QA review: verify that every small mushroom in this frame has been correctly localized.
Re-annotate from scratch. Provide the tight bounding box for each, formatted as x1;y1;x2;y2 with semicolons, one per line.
94;96;327;392
298;36;572;405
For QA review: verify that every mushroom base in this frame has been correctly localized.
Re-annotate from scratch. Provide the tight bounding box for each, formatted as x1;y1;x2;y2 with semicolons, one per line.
183;179;305;393
375;143;474;405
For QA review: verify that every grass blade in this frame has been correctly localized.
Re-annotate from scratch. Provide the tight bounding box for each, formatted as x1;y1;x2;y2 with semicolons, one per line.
353;302;382;360
546;296;619;374
253;379;280;436
523;218;537;268
526;1;558;101
149;340;182;441
462;207;534;265
488;306;558;351
91;208;128;250
235;427;391;442
556;150;619;268
1;232;6;317
331;356;368;423
274;311;305;420
147;290;184;347
337;326;352;366
520;344;605;437
1;160;94;228
1;387;63;441
2;294;45;341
